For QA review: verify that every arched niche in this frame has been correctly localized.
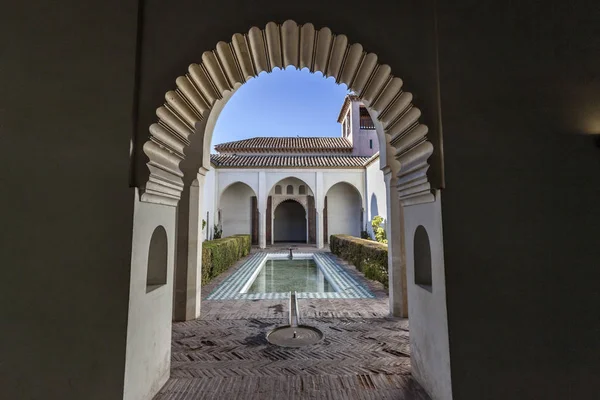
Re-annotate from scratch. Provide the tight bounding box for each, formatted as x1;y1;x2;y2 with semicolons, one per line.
269;177;314;197
370;193;379;219
414;225;432;291
146;226;168;293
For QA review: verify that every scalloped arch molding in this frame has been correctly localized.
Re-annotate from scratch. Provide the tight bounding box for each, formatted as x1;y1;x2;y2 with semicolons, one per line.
142;20;435;207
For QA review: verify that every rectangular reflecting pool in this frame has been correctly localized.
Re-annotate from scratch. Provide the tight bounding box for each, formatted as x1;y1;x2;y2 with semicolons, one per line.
246;259;334;294
206;252;375;300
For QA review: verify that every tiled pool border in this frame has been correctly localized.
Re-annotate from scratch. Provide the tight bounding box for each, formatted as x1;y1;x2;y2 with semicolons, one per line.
205;252;375;300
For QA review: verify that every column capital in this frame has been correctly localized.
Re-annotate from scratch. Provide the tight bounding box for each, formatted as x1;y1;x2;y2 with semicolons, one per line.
197;166;209;177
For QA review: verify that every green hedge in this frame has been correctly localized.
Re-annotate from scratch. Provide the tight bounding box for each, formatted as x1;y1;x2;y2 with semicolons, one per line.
202;234;251;285
329;234;389;289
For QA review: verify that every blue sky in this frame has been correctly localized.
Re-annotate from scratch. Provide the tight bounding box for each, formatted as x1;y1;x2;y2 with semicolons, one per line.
211;66;351;152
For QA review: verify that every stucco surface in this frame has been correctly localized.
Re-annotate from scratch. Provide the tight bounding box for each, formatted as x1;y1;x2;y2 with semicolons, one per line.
220;182;255;237
1;0;137;398
404;193;451;400
365;157;387;236
326;182;362;238
124;197;177;400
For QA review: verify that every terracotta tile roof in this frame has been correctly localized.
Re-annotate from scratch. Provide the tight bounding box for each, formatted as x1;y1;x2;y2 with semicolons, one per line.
213;137;353;153
363;152;381;167
211;154;371;168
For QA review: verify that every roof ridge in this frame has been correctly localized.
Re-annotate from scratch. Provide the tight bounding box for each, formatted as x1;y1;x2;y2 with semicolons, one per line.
213;136;354;153
210;154;368;157
210;153;371;168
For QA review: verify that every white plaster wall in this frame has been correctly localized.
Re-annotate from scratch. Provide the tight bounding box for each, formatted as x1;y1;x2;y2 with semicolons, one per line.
365;157;387;236
322;170;365;204
269;176;314;196
217;170;259;200
266;171;317;195
220;182;255;237
355;128;380;156
124;192;177;400
201;167;216;240
403;190;452;400
326;182;362;237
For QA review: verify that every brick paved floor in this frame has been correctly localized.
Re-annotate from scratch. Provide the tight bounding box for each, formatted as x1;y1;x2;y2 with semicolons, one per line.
155;250;430;399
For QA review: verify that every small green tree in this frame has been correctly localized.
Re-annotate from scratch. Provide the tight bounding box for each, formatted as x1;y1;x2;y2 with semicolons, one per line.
213;224;223;239
371;216;387;244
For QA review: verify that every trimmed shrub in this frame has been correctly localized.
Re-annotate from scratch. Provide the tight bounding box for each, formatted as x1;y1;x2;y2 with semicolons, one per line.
231;234;251;258
201;234;251;285
330;234;388;289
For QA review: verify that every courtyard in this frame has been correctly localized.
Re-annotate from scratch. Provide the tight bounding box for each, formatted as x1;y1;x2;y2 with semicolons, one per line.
156;248;429;399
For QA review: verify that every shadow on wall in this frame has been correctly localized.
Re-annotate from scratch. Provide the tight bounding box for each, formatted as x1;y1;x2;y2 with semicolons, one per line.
146;226;168;293
370;193;379;235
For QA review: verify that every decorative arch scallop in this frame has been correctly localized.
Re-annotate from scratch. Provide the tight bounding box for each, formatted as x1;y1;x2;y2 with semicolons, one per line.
141;20;435;207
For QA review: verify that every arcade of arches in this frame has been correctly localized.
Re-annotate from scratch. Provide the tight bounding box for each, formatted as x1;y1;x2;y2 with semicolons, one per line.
6;3;600;400
213;175;366;246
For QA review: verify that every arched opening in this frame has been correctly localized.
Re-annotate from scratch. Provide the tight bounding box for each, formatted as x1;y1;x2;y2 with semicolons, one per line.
135;20;438;400
273;199;307;243
370;193;379;219
298;185;306;195
325;182;362;238
219;182;257;237
414;225;432;290
268;177;315;245
146;226;168;293
142;20;434;210
274;185;282;194
286;184;294;195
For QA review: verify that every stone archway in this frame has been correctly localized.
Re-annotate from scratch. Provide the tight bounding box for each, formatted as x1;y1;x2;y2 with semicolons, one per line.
139;20;435;323
268;177;315;245
140;20;435;208
129;20;448;400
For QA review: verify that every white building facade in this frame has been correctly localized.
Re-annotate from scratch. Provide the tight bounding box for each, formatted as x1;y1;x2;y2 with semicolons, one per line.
202;95;387;247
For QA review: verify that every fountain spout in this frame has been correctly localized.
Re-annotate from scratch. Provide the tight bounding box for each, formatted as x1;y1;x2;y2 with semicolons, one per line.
289;291;300;328
266;291;323;347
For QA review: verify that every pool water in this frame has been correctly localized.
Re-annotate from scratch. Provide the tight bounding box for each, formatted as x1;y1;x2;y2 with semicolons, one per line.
247;259;334;293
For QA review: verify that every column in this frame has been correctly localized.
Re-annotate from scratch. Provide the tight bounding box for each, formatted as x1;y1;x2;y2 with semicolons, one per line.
315;171;325;248
316;211;324;248
384;169;408;318
173;169;206;321
271;206;274;245
258;171;267;249
305;208;309;244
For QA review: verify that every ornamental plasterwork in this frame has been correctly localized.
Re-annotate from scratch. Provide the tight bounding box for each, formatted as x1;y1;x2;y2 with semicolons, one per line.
142;20;435;207
272;196;309;215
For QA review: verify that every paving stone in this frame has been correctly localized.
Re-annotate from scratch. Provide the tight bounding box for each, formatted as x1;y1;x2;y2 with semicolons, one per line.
156;248;429;399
